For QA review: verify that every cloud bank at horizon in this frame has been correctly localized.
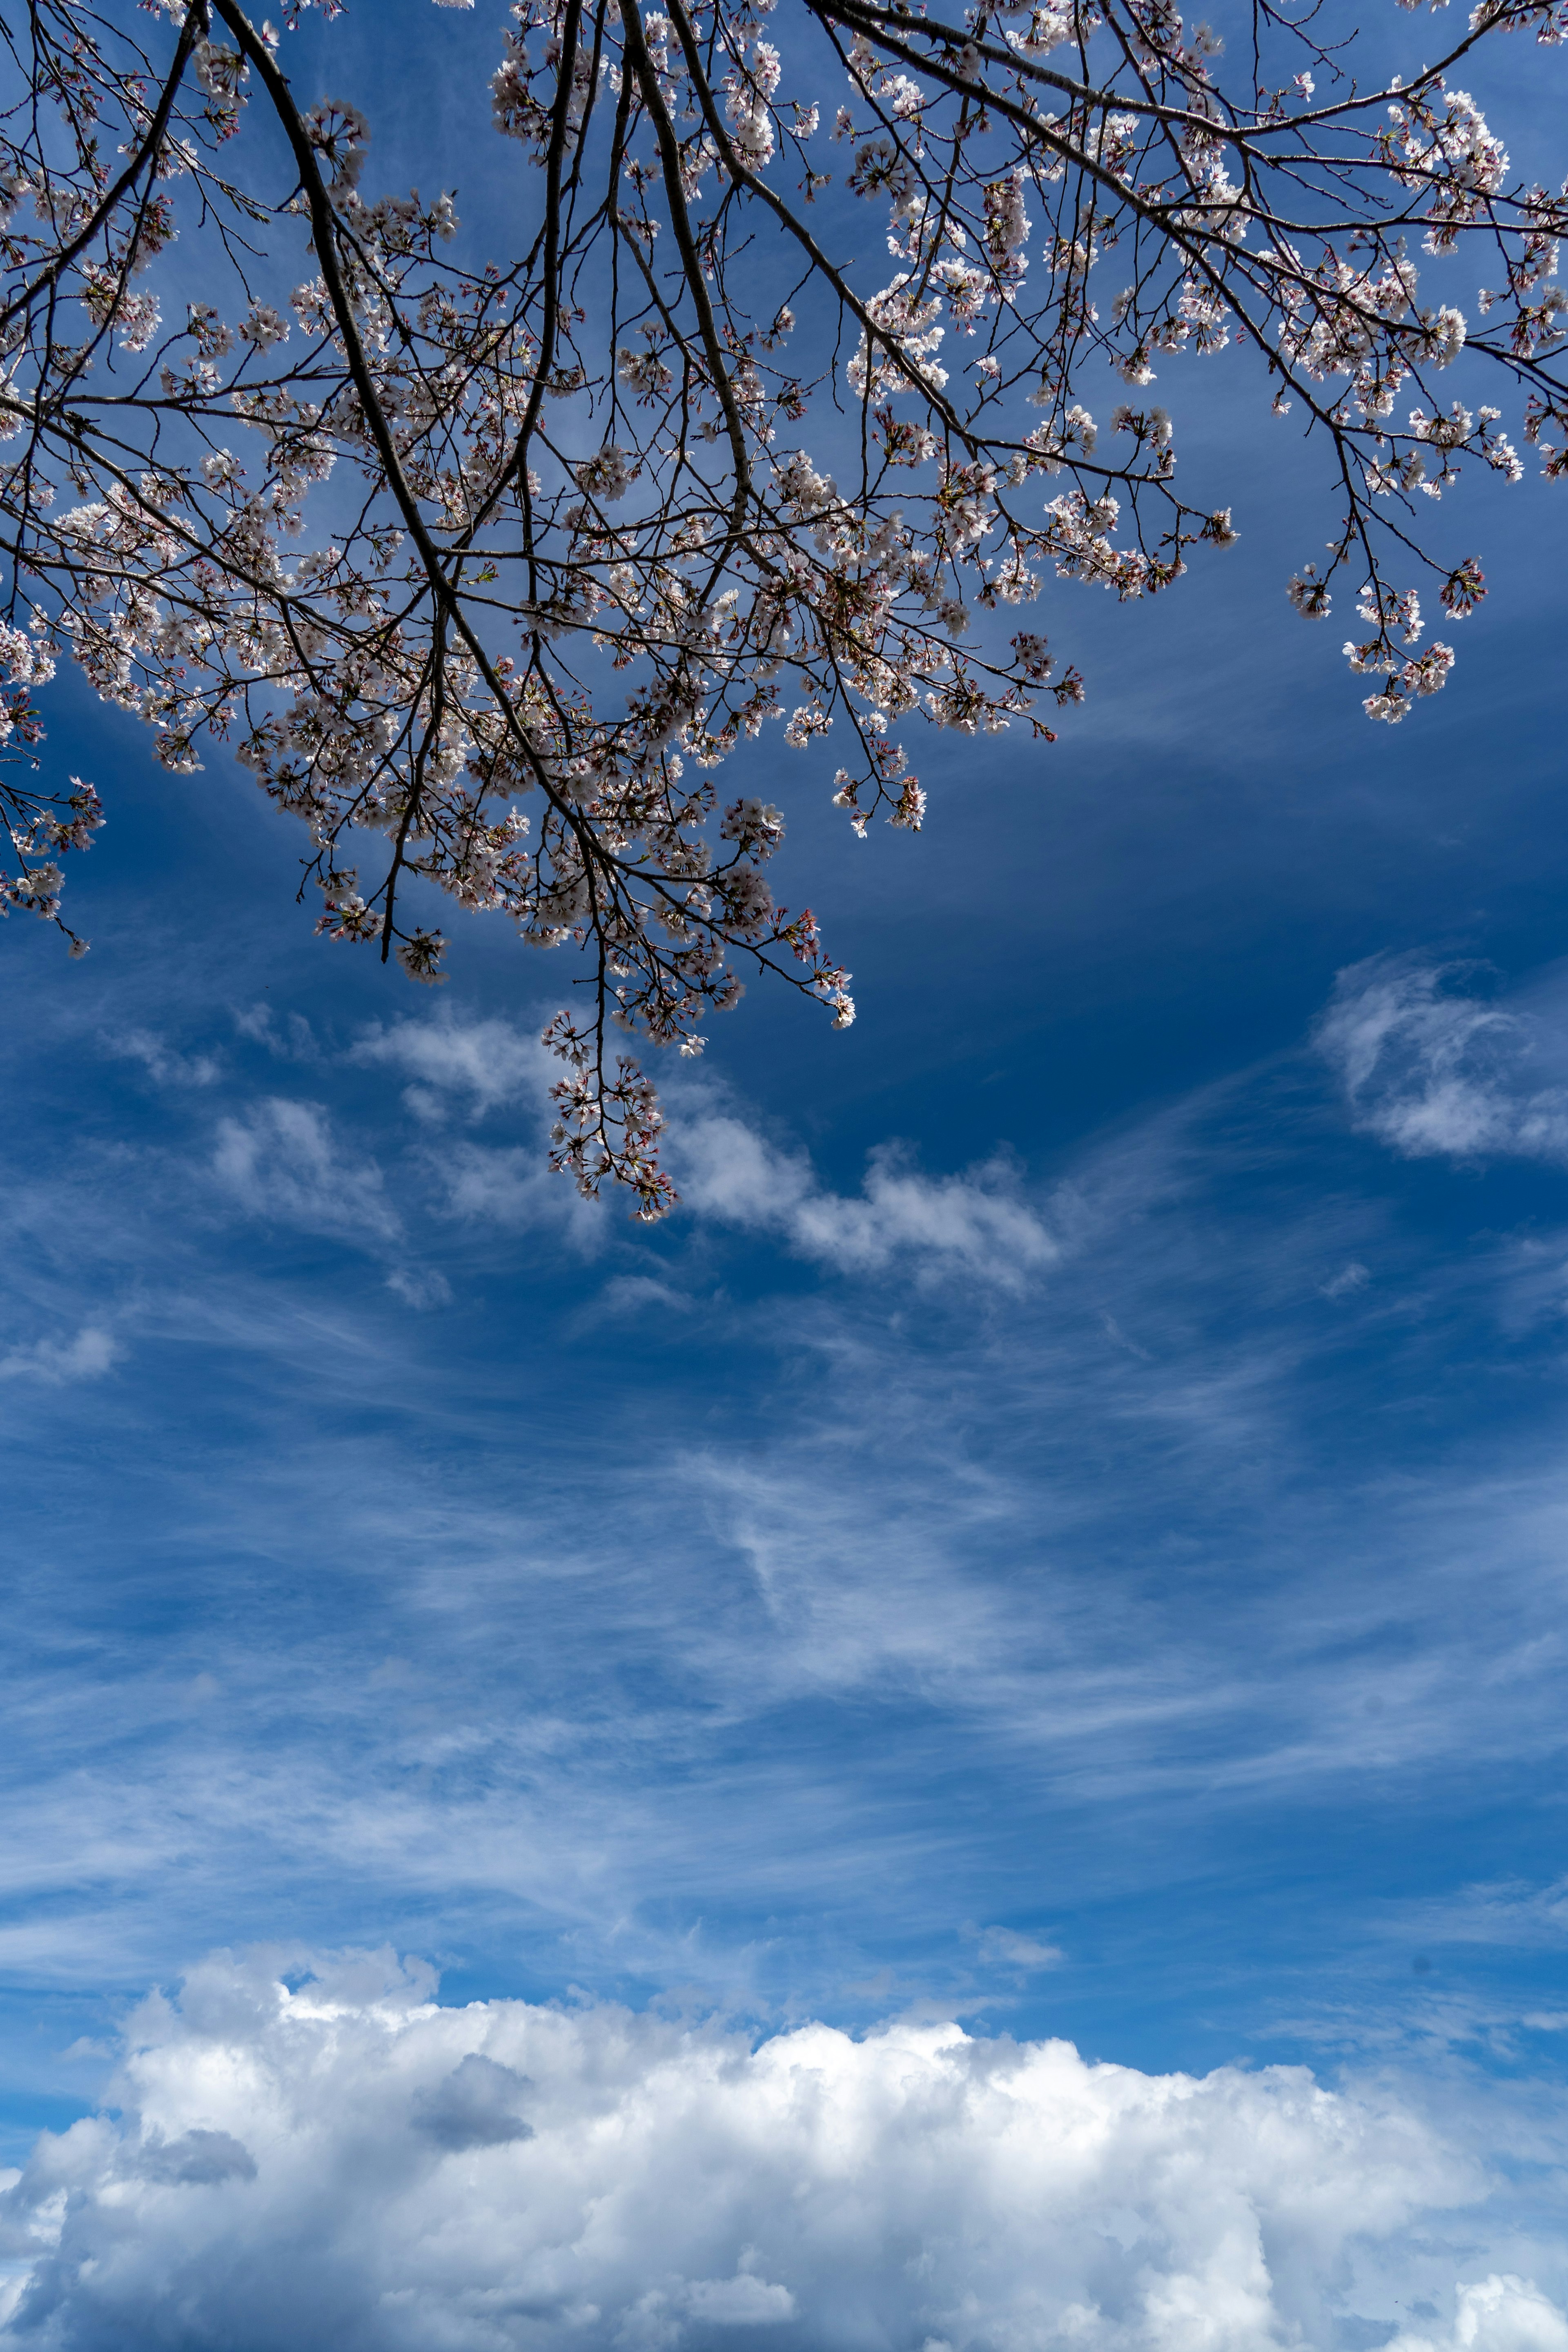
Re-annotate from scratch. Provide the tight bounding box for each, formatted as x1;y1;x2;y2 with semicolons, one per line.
1;1949;1561;2352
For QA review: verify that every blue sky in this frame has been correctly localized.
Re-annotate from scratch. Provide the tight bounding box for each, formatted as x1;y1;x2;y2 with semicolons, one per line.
2;5;1568;2346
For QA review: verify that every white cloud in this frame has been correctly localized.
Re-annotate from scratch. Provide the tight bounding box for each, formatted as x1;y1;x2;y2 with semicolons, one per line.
1387;2277;1568;2352
212;1098;401;1245
1387;1876;1568;1951
339;1013;1054;1281
431;1138;607;1247
107;1029;220;1088
0;1325;116;1385
1315;956;1568;1165
349;1015;607;1242
0;1946;1520;2352
385;1263;452;1310
594;1274;695;1316
972;1924;1065;1971
673;1114;1057;1285
233;1005;319;1062
434;1138;541;1219
354;1015;551;1120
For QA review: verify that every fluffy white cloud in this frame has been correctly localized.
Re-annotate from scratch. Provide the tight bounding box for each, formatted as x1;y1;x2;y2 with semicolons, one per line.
354;1016;552;1121
1315;956;1568;1165
0;1947;1545;2352
673;1114;1057;1285
344;1013;1055;1280
212;1098;401;1244
1387;2278;1568;2352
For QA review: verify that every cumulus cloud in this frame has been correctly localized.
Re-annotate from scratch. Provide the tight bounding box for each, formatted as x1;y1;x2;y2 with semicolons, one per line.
132;2129;258;2187
0;1946;1544;2352
1315;956;1568;1165
212;1098;401;1245
1387;2278;1568;2352
672;1114;1057;1285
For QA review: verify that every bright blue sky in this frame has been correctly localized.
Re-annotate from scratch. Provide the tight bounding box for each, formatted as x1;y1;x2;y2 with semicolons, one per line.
2;5;1568;2342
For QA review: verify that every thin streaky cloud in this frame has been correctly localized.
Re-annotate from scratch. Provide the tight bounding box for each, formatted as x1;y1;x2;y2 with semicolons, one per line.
211;1097;401;1245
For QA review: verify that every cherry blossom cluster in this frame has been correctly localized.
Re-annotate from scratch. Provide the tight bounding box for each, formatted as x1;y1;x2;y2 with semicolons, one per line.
0;0;1562;1200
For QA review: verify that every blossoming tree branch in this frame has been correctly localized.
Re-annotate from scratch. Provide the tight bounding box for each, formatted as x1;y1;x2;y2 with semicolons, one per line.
1;0;1563;1208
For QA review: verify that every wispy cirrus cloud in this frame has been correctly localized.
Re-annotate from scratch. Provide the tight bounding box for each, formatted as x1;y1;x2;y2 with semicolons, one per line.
1381;1877;1568;1953
212;1098;401;1245
105;1027;221;1089
0;1324;117;1385
209;1097;463;1303
3;984;1568;2091
232;1004;321;1063
1315;954;1568;1165
970;1923;1065;1971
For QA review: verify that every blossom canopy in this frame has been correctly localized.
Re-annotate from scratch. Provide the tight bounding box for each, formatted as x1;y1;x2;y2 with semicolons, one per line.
0;0;1563;1205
